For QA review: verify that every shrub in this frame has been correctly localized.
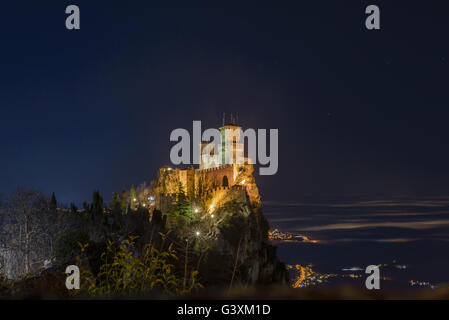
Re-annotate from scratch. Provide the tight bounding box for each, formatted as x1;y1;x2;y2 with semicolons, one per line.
74;233;203;297
54;229;90;262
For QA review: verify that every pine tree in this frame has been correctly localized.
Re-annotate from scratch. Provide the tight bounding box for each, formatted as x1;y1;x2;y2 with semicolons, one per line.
110;192;121;209
49;192;57;212
70;202;78;214
92;190;104;217
110;192;122;217
120;190;128;215
130;185;137;207
172;182;192;219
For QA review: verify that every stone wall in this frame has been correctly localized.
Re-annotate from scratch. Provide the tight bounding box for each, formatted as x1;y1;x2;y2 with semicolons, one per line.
154;163;260;212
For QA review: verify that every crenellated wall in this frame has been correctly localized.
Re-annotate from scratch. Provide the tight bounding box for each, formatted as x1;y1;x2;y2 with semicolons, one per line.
155;163;259;213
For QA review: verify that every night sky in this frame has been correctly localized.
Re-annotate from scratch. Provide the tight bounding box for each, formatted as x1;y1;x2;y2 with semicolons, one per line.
1;1;448;205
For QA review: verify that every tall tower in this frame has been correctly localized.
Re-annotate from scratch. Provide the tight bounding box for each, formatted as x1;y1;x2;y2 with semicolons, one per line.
199;115;245;170
219;124;244;165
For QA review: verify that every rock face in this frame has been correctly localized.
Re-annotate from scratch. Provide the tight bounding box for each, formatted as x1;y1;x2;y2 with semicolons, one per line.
209;191;289;286
153;163;288;287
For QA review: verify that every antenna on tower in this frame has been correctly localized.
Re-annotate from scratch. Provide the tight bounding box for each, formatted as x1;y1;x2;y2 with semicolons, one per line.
222;113;225;126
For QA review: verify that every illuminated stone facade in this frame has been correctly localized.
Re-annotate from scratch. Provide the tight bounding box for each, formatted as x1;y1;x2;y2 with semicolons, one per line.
154;123;260;212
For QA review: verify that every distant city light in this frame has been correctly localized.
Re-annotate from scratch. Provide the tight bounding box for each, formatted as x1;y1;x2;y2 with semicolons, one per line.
195;231;200;236
194;208;199;213
240;179;246;185
210;214;214;218
133;198;137;201
149;196;155;201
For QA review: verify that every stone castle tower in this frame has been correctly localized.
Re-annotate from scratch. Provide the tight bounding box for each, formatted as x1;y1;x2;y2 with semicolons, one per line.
200;122;246;170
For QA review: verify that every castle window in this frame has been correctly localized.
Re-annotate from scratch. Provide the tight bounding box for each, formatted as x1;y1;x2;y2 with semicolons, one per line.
222;175;229;187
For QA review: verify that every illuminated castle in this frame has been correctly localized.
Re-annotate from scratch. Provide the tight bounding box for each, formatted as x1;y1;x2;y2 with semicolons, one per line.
154;117;260;212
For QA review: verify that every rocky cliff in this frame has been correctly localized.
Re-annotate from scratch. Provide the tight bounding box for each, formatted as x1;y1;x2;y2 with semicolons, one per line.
153;164;289;287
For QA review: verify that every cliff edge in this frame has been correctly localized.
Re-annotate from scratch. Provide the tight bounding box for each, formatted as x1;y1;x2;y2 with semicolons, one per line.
152;163;289;287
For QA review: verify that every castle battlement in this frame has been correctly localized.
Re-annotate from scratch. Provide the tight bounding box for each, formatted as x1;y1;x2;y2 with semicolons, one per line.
205;184;244;193
197;164;234;173
160;184;244;196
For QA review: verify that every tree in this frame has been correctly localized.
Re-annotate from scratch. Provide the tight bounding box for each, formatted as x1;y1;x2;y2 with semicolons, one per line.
110;192;121;211
172;182;192;219
109;192;123;228
49;192;57;212
91;190;104;217
120;190;128;215
70;202;78;214
1;189;54;277
130;185;137;209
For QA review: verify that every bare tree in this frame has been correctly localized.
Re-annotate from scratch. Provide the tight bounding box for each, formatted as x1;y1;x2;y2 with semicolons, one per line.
1;189;53;277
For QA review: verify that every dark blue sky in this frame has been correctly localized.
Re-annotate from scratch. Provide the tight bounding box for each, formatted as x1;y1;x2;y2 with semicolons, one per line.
1;1;448;205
